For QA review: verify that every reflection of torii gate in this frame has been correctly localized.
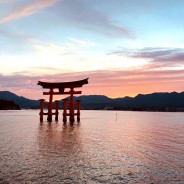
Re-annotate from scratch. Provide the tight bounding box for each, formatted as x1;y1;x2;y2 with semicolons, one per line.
37;78;88;123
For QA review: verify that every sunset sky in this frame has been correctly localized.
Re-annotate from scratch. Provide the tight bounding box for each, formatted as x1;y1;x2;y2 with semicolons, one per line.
1;0;184;100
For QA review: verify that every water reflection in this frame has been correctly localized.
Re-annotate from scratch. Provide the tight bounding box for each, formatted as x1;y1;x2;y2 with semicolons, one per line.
34;121;96;183
37;122;83;157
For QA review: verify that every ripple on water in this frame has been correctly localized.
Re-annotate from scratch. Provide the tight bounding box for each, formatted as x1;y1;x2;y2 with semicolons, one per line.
0;110;184;183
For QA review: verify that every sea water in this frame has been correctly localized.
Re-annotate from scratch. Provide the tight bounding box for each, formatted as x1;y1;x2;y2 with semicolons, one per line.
0;110;184;183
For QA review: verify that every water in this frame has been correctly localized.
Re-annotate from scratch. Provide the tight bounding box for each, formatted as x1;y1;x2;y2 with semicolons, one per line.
0;110;184;184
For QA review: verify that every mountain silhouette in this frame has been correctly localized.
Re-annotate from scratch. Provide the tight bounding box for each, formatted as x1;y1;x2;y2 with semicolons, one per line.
0;91;39;109
1;91;184;111
0;99;20;110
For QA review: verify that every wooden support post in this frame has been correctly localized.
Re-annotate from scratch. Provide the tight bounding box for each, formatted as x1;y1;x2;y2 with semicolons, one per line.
39;99;45;122
63;99;68;123
55;100;59;121
47;88;53;122
69;88;75;123
77;100;81;122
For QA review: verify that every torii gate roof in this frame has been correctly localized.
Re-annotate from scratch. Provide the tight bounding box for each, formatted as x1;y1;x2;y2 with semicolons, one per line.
37;78;88;89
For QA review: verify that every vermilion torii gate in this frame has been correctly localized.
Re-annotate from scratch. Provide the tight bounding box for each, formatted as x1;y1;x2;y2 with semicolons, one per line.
38;78;88;123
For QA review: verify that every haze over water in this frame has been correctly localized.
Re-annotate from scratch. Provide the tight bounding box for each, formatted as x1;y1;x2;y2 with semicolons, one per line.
0;110;184;183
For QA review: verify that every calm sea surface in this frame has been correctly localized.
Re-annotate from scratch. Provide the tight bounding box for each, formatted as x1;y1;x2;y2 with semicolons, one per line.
0;110;184;184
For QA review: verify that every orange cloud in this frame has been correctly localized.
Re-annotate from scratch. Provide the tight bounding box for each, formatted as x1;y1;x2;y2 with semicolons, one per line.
0;0;59;24
1;68;184;99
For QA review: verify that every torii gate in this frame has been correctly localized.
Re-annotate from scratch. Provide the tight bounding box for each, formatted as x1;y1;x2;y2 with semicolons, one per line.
37;78;88;123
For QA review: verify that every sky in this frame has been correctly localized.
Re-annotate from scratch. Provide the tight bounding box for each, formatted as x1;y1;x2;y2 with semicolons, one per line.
1;0;184;100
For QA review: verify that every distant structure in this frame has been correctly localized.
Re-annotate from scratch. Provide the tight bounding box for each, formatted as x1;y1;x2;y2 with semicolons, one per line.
37;78;88;123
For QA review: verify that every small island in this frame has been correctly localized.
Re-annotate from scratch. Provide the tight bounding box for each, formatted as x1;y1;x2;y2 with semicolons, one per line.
0;99;21;110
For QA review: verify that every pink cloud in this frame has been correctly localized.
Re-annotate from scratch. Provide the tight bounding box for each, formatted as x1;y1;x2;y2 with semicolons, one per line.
0;0;59;24
1;67;184;99
109;47;184;66
0;0;134;38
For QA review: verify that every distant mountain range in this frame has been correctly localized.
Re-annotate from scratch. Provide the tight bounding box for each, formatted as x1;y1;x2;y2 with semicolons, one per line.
0;91;39;109
1;91;184;111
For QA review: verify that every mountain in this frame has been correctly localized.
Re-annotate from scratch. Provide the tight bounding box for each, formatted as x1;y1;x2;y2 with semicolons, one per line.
1;91;184;111
127;92;184;111
74;92;184;111
0;99;20;110
75;95;111;104
0;91;39;109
